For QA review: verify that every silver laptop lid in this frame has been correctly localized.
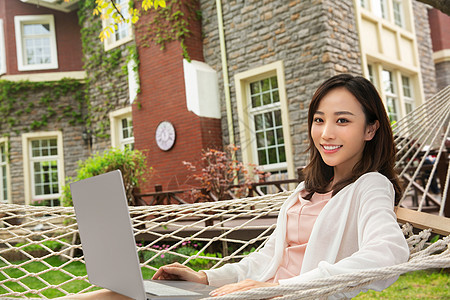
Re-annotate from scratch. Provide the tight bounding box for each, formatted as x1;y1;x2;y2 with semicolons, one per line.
71;170;146;300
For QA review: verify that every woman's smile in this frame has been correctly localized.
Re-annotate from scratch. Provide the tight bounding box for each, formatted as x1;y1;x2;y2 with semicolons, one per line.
321;144;342;153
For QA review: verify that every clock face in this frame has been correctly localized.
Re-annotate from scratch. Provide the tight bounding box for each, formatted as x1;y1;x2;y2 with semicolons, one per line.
155;121;176;151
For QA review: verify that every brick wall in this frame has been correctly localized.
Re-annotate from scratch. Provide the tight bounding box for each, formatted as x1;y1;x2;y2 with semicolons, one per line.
0;0;83;76
200;0;361;169
428;8;450;52
133;1;222;193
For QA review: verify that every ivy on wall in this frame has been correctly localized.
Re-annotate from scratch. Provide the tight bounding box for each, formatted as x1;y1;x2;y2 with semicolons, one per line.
0;79;85;135
135;0;200;61
72;0;199;140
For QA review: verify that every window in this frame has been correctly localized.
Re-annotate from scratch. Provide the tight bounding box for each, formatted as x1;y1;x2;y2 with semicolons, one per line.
359;0;405;29
0;140;10;203
234;61;295;178
250;77;286;168
360;0;368;9
120;116;134;150
368;64;417;122
103;0;133;51
372;0;387;19
14;15;58;71
382;70;400;122
110;107;134;150
402;75;414;114
392;0;404;27
0;19;6;75
22;132;64;206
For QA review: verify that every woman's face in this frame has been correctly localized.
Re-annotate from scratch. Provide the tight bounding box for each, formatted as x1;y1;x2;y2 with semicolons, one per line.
311;87;378;179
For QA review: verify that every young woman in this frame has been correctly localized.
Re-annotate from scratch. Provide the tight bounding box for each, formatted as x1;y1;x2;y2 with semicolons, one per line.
151;74;410;298
63;74;409;299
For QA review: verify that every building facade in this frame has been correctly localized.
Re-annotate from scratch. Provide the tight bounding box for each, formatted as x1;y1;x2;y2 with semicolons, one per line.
0;0;447;205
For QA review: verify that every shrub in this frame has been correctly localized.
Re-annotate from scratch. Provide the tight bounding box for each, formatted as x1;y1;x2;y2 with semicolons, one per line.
183;145;270;202
62;148;150;206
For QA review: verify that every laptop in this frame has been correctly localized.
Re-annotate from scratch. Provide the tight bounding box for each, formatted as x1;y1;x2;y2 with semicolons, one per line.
71;170;215;300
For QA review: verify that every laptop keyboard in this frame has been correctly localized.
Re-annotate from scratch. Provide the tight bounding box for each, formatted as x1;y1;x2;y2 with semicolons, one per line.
143;280;201;296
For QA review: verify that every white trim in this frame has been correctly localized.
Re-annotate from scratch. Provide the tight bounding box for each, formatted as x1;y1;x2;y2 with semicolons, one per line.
0;137;11;204
433;49;450;64
0;19;6;75
22;131;65;206
109;107;134;149
0;71;86;82
234;61;295;179
14;15;58;71
20;0;80;13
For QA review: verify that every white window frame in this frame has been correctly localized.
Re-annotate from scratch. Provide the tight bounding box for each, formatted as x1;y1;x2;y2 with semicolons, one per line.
103;0;133;51
368;63;419;121
401;75;414;114
14;14;58;71
358;0;406;29
392;0;404;28
0;137;11;204
248;77;286;172
109;107;134;150
0;19;6;75
22;131;65;206
234;61;295;178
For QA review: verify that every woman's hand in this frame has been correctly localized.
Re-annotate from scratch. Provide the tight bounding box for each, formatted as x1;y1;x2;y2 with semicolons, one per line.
209;279;278;297
152;262;208;285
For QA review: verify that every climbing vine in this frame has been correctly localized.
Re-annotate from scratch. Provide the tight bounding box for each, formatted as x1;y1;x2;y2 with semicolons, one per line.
135;0;200;60
0;79;85;135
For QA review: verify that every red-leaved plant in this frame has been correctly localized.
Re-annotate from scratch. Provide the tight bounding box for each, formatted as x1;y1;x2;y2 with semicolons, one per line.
183;145;270;202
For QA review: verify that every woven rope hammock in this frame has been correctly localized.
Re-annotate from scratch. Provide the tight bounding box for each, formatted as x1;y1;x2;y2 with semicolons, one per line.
1;86;449;299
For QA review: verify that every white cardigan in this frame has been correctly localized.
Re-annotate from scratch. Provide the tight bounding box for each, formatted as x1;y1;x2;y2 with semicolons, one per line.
203;172;410;299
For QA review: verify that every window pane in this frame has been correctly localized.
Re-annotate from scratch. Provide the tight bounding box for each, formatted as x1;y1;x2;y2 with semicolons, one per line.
268;148;278;164
264;112;273;129
402;76;411;97
266;130;275;146
250;81;260;94
254;114;264;131
274;110;282;126
258;149;267;165
393;1;403;27
256;132;265;148
278;146;286;162
261;78;270;92
262;92;271;105
276;128;284;144
251;95;261;107
270;76;278;88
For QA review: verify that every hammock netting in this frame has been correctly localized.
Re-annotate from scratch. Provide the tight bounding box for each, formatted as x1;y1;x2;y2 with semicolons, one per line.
0;85;449;299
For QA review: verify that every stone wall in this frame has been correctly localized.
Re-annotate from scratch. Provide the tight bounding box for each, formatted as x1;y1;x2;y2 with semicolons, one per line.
413;0;437;99
435;61;450;90
199;0;361;169
2;83;88;204
77;3;133;154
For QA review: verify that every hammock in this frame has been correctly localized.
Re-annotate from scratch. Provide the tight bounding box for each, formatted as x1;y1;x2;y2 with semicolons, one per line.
0;86;449;299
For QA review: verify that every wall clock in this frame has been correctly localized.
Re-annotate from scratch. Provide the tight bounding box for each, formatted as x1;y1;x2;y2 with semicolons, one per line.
155;121;176;151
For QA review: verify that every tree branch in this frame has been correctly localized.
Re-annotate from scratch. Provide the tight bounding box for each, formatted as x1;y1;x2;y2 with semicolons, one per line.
416;0;450;16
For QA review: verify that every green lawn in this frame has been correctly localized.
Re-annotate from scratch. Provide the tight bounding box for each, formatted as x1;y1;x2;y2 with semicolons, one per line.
1;257;448;298
356;269;450;299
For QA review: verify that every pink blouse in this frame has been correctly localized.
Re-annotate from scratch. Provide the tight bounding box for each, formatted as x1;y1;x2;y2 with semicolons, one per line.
268;190;332;283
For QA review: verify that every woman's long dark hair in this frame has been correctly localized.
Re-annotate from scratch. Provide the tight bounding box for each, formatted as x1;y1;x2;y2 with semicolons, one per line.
303;74;403;204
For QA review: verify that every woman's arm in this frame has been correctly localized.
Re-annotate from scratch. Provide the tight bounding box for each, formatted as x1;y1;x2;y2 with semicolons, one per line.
279;174;410;298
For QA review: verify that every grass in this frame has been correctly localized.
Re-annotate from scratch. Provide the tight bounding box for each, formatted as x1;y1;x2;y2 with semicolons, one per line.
356;269;450;299
1;257;448;298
